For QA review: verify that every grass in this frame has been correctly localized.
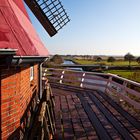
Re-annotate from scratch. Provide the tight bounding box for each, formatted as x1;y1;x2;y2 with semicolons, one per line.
104;70;134;79
74;59;139;66
73;59;140;82
104;70;140;83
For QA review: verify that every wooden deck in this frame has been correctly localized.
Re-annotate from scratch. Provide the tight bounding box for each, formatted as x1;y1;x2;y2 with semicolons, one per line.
52;83;140;140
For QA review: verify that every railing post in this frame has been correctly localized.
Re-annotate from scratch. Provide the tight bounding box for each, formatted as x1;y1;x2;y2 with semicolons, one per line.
80;73;86;88
59;70;65;84
119;81;127;102
123;81;127;93
105;76;112;93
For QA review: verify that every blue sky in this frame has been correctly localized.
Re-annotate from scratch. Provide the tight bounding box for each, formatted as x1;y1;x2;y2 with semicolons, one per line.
25;0;140;56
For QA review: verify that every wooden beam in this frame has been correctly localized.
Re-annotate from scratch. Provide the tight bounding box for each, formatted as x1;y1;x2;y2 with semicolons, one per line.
24;0;57;37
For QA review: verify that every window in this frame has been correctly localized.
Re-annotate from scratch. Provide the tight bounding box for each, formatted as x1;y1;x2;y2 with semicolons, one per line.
30;66;34;81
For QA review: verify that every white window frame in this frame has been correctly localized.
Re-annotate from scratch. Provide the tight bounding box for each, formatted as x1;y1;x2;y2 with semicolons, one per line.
30;66;34;81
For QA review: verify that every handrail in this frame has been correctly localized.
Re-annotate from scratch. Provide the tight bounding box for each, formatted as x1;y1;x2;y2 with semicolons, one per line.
43;68;140;110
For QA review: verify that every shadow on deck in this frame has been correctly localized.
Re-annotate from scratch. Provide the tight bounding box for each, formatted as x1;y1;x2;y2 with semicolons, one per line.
52;83;140;140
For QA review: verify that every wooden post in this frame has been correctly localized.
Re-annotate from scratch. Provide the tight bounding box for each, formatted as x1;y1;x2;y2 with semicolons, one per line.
80;73;86;88
59;70;65;84
105;76;112;93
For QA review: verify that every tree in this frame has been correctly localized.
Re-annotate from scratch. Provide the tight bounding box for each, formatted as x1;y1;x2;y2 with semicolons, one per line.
124;53;135;67
43;54;64;67
107;56;116;63
96;56;102;62
50;54;64;64
136;57;140;64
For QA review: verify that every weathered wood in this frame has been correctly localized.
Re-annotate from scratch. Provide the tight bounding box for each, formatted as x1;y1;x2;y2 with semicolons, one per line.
83;93;122;140
28;84;56;140
93;90;140;139
43;117;50;140
46;102;55;136
61;95;75;139
97;90;140;130
51;84;140;140
38;102;46;123
46;68;140;111
53;95;62;139
77;93;111;140
88;92;134;140
28;102;47;140
71;94;98;140
46;86;51;101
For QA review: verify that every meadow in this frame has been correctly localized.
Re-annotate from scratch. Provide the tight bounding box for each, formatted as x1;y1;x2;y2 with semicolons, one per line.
74;59;139;66
104;70;140;83
74;59;140;82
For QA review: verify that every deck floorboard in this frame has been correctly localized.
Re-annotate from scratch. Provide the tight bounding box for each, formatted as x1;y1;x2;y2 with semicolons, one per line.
52;84;140;140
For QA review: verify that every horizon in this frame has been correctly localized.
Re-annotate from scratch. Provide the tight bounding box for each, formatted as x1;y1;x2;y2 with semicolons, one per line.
48;53;140;57
25;0;140;56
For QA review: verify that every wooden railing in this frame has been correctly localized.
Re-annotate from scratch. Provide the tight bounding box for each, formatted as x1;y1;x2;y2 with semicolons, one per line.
43;68;140;110
28;84;55;140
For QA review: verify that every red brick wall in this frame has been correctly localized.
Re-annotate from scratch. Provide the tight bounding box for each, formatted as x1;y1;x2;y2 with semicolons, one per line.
19;64;39;117
0;64;39;140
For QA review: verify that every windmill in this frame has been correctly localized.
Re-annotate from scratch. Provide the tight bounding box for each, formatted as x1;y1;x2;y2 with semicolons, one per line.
24;0;70;37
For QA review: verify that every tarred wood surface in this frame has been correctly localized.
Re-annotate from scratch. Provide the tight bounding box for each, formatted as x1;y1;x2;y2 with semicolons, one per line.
52;83;140;140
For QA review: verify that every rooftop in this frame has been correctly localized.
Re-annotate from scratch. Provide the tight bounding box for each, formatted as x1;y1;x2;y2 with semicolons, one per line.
0;0;49;56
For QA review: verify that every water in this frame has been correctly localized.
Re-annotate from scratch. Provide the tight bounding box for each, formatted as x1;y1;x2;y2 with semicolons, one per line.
63;60;75;64
63;60;83;71
63;60;106;91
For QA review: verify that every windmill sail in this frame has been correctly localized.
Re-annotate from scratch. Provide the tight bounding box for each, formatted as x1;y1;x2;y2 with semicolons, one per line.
24;0;70;37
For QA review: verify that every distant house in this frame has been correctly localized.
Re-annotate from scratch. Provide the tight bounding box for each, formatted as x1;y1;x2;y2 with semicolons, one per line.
0;1;49;139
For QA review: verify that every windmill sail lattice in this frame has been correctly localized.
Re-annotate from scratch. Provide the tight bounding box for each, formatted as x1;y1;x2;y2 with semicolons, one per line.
24;0;70;37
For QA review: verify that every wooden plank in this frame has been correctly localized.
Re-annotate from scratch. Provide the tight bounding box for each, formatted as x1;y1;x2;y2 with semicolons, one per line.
46;102;55;136
83;93;122;140
88;92;133;140
43;117;50;140
93;90;140;139
29;101;50;140
24;0;57;37
77;93;111;140
60;95;74;139
107;86;140;109
48;101;56;134
71;94;99;140
66;95;87;140
54;95;62;139
51;84;140;139
97;90;140;130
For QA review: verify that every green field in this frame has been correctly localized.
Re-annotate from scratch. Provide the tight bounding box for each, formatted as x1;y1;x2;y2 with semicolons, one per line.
74;59;139;66
104;70;140;83
104;70;134;78
74;59;140;82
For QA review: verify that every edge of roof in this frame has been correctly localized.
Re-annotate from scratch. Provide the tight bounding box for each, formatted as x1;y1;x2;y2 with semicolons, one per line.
0;49;17;55
0;49;49;66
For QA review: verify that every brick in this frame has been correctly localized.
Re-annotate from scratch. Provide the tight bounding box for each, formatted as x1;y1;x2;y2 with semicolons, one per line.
2;120;19;130
1;64;39;139
2;114;19;123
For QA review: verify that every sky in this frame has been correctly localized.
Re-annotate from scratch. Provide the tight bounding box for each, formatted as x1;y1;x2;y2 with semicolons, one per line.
25;0;140;56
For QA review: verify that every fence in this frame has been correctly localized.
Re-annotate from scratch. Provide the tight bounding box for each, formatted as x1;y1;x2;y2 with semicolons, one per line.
27;84;55;140
43;68;140;110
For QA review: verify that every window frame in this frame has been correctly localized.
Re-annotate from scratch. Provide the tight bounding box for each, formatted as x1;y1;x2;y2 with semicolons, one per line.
30;66;34;81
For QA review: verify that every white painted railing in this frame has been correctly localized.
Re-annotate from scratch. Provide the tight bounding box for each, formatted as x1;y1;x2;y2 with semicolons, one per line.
43;68;140;110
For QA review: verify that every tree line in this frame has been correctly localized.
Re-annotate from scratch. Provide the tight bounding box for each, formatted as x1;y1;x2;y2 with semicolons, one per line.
106;53;140;66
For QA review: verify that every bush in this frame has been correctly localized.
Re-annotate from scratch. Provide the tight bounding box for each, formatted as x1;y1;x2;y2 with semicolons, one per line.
43;54;64;67
136;57;140;64
50;54;63;64
107;57;116;62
